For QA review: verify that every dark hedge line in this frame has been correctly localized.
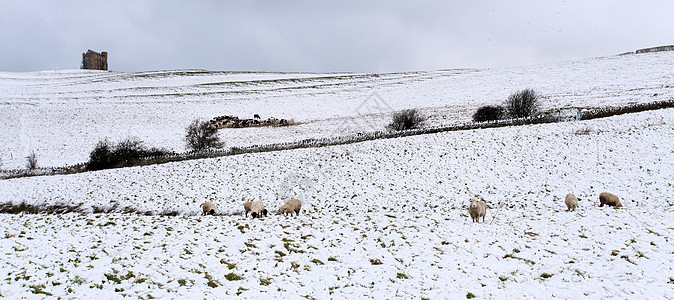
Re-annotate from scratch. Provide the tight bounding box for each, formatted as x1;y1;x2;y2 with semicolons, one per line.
3;99;671;179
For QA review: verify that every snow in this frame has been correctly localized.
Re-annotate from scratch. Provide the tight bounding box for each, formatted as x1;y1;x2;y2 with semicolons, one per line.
0;52;673;298
1;51;673;168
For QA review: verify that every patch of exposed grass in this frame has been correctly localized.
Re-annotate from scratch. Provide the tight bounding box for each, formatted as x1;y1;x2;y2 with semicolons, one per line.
225;273;243;281
260;278;272;286
284;242;305;254
220;259;236;269
503;253;535;265
104;273;122;284
29;285;52;296
620;255;637;265
134;278;147;284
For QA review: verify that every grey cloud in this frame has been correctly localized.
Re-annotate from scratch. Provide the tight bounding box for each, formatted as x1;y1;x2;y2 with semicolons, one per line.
1;0;672;72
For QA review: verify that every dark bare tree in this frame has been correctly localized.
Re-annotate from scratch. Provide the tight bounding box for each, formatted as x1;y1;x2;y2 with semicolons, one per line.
185;119;224;152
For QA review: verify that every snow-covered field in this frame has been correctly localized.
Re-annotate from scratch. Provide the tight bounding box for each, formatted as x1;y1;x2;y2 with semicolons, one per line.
1;52;673;298
1;109;673;298
1;51;673;168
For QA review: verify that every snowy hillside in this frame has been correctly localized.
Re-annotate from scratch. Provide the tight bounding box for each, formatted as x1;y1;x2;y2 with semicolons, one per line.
1;51;673;168
0;52;673;298
0;108;672;298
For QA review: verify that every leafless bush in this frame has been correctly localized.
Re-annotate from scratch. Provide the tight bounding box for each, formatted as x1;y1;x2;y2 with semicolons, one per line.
185;119;224;152
506;89;540;118
87;137;172;171
387;109;426;131
473;105;505;122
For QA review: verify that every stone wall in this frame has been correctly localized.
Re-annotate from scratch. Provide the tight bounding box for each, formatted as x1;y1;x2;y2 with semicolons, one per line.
635;45;674;54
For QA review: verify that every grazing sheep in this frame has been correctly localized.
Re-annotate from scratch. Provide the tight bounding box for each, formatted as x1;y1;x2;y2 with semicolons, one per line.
468;198;486;223
201;201;217;215
250;201;268;218
599;192;623;207
244;201;253;217
279;198;302;216
254;114;260;119
565;193;578;211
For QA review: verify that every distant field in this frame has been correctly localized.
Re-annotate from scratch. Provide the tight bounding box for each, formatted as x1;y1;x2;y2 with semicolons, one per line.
1;51;672;168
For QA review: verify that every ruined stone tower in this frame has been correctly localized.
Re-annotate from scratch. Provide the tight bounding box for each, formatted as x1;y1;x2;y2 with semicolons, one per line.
81;49;108;70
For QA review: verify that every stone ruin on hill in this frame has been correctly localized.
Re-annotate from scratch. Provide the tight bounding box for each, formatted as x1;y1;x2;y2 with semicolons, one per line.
81;49;108;70
209;115;295;129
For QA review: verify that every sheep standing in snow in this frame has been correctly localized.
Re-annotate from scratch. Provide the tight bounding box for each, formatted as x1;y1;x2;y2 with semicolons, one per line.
250;201;268;219
469;198;486;223
565;193;578;211
599;192;623;207
279;198;302;216
244;201;253;217
201;201;217;215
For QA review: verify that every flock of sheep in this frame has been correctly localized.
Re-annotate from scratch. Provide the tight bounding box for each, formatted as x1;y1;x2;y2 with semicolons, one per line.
468;191;623;223
200;198;302;218
208;114;295;129
200;192;623;222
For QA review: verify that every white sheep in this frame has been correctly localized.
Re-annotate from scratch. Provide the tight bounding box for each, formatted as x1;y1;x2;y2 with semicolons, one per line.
565;193;578;211
243;201;253;217
279;198;302;216
250;201;268;218
469;198;486;223
599;192;623;208
201;201;216;215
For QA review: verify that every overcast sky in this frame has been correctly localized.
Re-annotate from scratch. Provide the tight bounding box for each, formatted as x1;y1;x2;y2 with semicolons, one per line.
1;0;672;73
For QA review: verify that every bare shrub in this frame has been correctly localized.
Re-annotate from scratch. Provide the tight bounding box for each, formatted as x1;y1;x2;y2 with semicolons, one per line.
387;109;426;131
473;105;505;122
87;139;114;171
185;119;224;152
26;151;38;170
506;89;540;118
87;137;172;171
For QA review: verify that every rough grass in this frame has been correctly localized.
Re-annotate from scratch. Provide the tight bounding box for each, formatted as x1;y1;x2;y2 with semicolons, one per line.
0;201;182;217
